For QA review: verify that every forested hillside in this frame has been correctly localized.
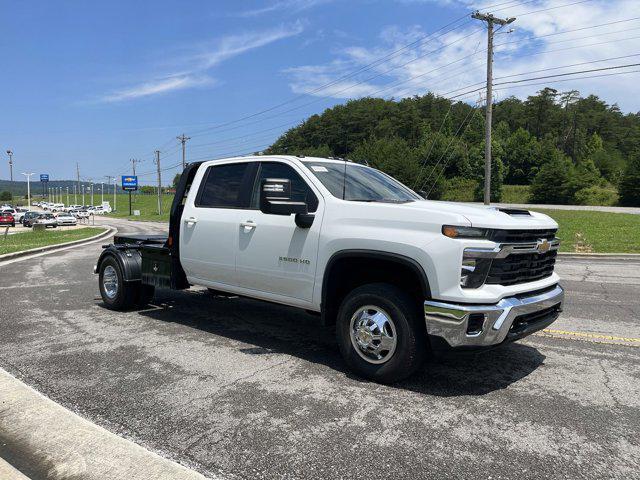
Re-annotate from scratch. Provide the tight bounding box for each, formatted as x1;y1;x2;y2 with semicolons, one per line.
266;87;640;206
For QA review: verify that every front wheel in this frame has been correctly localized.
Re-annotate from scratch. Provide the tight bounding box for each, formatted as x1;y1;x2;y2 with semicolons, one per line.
336;283;426;384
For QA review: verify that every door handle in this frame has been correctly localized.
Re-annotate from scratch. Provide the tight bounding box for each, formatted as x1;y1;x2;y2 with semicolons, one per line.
240;220;257;230
184;216;198;225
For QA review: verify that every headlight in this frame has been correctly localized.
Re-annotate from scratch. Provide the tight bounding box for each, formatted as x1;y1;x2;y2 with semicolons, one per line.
442;225;491;239
460;251;493;288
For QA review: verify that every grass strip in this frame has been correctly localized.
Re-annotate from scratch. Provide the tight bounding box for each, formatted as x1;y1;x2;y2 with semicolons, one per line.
0;227;106;255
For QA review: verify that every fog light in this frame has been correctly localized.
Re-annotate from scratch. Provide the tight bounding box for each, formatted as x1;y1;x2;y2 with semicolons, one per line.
466;313;485;335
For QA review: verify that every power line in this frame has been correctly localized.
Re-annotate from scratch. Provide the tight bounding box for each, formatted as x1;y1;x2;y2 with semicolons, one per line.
495;62;640;86
440;54;640;97
492;68;640;92
448;62;640;99
514;0;593;17
187;18;475;138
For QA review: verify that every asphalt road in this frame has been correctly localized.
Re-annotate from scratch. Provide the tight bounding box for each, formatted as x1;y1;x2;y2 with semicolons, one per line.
0;217;639;479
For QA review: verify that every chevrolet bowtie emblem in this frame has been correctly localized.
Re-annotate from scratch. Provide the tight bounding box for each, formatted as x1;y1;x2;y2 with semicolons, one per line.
536;238;550;254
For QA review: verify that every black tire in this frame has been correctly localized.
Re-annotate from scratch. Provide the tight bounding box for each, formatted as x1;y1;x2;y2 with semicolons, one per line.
98;256;138;310
137;284;156;307
336;283;426;384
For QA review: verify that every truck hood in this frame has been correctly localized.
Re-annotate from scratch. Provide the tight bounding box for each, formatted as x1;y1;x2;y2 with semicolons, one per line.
403;200;558;230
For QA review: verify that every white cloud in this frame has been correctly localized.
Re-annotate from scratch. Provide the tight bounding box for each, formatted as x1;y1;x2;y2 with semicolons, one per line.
100;23;304;103
196;22;305;68
235;0;335;18
100;75;215;103
286;0;640;111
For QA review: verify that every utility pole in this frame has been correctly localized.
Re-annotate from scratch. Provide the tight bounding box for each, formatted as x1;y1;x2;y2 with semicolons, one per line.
177;134;190;170
82;184;85;206
22;172;34;209
472;11;515;205
66;187;69;205
154;150;162;215
90;183;94;206
73;185;77;204
130;158;140;176
114;178;117;211
106;175;114;210
6;150;13;182
100;182;104;204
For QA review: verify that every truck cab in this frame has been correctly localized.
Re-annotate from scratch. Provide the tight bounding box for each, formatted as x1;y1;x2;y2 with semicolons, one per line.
95;155;564;383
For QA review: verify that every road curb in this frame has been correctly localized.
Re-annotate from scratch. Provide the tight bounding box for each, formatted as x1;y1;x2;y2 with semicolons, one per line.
558;252;640;259
0;226;116;262
0;367;214;480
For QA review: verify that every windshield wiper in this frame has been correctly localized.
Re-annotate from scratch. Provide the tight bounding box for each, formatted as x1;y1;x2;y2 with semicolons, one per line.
349;198;413;203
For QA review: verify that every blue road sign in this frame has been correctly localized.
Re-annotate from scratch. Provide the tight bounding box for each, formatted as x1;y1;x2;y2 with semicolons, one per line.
40;174;49;182
121;175;138;191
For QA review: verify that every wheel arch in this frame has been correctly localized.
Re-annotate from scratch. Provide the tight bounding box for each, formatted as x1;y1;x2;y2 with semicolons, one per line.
96;246;142;283
320;249;431;326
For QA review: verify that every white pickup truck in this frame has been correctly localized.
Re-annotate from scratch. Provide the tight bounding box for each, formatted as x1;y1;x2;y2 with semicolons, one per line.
95;155;564;383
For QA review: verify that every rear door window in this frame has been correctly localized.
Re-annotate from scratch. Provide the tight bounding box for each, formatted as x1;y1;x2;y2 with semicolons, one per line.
196;162;253;208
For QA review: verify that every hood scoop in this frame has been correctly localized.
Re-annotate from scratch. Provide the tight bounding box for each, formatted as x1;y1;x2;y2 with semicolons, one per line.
495;207;532;217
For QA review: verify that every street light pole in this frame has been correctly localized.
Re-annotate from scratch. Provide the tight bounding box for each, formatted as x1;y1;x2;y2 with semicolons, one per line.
100;182;104;204
82;185;85;205
6;150;13;182
22;172;34;209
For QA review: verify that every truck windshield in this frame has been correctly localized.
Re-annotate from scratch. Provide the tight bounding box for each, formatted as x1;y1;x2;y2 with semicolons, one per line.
302;161;419;203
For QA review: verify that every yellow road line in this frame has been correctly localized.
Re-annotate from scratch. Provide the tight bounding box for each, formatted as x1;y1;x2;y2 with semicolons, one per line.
535;328;640;347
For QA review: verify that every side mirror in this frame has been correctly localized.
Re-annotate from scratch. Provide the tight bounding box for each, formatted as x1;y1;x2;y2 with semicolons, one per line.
418;190;428;199
260;178;308;216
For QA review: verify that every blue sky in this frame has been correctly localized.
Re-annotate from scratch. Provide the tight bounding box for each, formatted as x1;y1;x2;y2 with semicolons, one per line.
1;0;638;185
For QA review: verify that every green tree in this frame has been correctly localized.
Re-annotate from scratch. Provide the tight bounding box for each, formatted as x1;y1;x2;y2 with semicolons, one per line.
567;158;603;199
501;128;541;184
350;137;422;191
530;156;574;204
619;151;640;206
0;191;11;201
172;173;181;188
591;148;625;184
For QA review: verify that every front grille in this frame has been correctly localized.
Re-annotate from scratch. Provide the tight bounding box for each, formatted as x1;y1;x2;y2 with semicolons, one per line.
489;228;557;244
486;250;557;286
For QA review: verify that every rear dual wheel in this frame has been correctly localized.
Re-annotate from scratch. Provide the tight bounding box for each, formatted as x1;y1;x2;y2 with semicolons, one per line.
99;256;155;310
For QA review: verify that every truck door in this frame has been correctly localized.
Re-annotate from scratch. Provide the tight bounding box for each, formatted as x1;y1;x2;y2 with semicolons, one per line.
234;161;323;304
179;161;255;287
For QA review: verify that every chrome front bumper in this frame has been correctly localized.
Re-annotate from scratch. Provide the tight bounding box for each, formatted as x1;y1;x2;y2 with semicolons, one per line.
424;284;564;348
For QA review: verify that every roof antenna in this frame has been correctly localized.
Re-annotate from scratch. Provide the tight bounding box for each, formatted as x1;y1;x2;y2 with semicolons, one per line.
341;157;347;200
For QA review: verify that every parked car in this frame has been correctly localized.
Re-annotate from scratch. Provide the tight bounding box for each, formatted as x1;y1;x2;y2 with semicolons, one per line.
34;213;57;228
95;156;564;384
50;203;65;212
22;211;41;227
74;209;90;219
55;212;77;226
12;207;28;222
0;212;15;227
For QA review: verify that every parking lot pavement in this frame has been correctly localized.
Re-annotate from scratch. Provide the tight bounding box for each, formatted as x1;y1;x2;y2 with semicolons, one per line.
0;220;638;479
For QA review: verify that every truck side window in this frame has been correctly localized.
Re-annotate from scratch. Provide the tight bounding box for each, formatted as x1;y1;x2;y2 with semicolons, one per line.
196;163;250;208
251;162;318;212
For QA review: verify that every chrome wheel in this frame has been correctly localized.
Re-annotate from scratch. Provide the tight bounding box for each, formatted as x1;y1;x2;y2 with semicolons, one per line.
349;305;397;365
102;265;119;299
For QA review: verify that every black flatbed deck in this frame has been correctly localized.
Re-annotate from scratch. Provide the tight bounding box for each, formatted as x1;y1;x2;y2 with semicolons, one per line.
113;234;168;246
